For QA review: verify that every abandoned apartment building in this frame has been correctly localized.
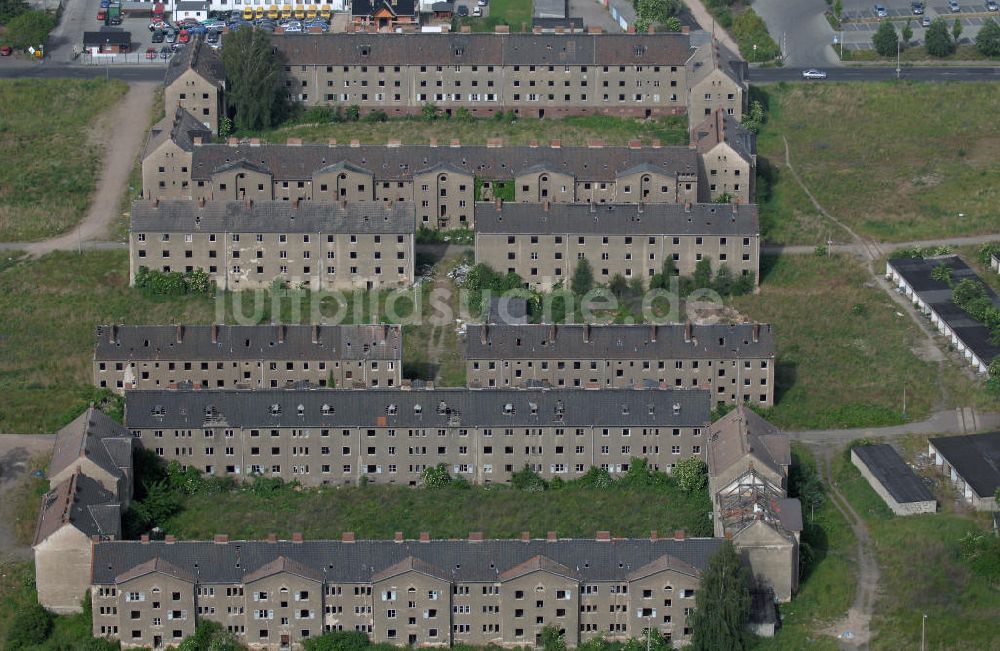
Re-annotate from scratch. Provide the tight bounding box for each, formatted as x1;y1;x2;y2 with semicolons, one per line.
93;324;403;393
129;200;415;290
472;201;760;291
466;323;774;407
122;387;712;486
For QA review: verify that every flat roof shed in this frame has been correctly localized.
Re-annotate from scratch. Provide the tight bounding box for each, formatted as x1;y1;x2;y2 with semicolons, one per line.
929;432;1000;511
851;444;936;516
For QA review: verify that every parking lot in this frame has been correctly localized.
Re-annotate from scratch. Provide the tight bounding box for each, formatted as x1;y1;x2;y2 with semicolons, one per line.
838;0;999;48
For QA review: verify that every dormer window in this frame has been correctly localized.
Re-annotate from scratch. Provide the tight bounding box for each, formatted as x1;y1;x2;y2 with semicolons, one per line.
322;404;334;415
297;404;305;416
635;45;646;57
270;403;282;416
503;403;514;416
360;46;370;57
387;404;397;416
529;402;538;416
672;403;681;416
414;404;422;415
621;405;629;416
152;405;165;416
454;47;464;56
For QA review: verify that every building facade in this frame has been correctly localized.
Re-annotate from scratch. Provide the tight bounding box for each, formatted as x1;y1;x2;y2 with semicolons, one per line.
163;39;225;134
129;200;415;291
692;109;755;205
685;40;747;122
271;32;698;118
473;202;760;291
91;535;721;650
142;139;701;229
466;323;774;407
94;324;403;393
123;387;711;486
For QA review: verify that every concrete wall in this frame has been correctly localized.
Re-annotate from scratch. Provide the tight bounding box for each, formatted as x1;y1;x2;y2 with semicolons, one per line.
733;521;797;603
35;526;94;614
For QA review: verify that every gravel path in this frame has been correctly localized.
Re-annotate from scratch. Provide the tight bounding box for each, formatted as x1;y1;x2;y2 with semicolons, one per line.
0;434;55;561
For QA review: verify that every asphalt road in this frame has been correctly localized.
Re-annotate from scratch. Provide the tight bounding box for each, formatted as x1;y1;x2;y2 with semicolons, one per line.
754;0;840;68
752;65;1000;81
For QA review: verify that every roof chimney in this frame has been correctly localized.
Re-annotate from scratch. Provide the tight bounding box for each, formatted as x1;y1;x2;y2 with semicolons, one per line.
342;531;356;543
277;324;285;344
165;535;176;544
480;324;488;345
429;138;438;147
549;323;556;341
596;531;611;541
550;139;561;149
312;324;320;344
141;534;150;544
651;139;662;149
684;322;692;342
197;197;205;208
249;138;261;146
214;534;229;544
521;531;530;542
108;325;118;344
650;324;657;342
673;530;685;541
547;531;557;542
287;137;302;146
419;531;430;542
394;531;404;542
494;24;509;33
724;530;733;540
583;323;591;343
328;139;338;146
267;533;277;543
175;325;183;344
211;324;218;344
193;136;203;146
543;200;550;212
628;139;642;150
487;138;503;148
650;530;658;541
292;532;304;543
529;139;539;148
469;532;484;542
350;139;360;147
753;323;760;342
387;138;401;147
227;137;238;145
587;139;603;148
450;139;461;147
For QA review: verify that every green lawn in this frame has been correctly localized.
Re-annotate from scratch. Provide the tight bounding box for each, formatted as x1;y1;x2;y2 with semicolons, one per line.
454;0;532;31
252;113;689;147
164;480;713;541
831;446;1000;651
0;79;128;242
840;43;994;62
756;82;1000;244
730;253;995;429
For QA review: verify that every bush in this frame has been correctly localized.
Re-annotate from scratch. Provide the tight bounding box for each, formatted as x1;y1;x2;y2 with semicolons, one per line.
674;458;707;493
420;463;453;488
925;18;955;57
976;18;1000;57
6;602;53;650
133;266;214;296
511;465;548;491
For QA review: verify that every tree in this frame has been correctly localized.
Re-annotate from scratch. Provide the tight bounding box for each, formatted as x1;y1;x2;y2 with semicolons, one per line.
674;457;707;493
833;0;842;18
663;16;682;31
872;19;899;57
609;274;629;297
3;9;55;50
511;465;547;491
0;0;28;23
220;26;283;132
741;98;766;133
5;603;53;650
925;18;955;56
977;19;1000;57
693;257;713;290
902;18;913;45
952;17;963;43
420;463;452;488
541;625;567;651
712;264;733;296
688;542;752;651
571;258;594;295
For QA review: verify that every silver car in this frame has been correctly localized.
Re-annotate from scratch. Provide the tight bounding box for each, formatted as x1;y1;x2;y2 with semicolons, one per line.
948;0;960;11
802;69;828;79
873;3;888;16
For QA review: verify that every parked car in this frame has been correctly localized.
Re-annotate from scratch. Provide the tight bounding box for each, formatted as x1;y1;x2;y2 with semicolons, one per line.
145;47;157;59
100;0;109;7
165;29;177;43
477;0;488;5
148;19;169;30
873;3;888;16
457;4;469;15
921;14;931;25
910;1;923;13
177;29;190;43
159;45;172;58
0;45;11;56
948;0;960;10
97;9;106;20
206;30;219;43
802;68;828;79
987;0;998;10
151;29;165;42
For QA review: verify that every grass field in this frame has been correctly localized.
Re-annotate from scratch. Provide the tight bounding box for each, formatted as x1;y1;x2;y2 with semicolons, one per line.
730;254;994;429
840;43;993;62
254;114;689;147
163;480;713;540
757;82;1000;244
454;0;532;31
831;446;1000;650
0;79;128;242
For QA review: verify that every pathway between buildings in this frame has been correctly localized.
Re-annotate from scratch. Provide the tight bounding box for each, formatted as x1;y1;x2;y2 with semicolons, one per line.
683;0;740;54
0;434;55;561
0;81;155;258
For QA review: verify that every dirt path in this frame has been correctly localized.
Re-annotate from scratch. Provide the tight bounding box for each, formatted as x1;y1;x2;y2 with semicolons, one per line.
16;82;155;257
0;434;55;561
813;445;879;649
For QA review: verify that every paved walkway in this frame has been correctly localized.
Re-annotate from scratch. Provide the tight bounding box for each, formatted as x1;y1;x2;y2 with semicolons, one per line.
788;408;1000;445
683;0;740;54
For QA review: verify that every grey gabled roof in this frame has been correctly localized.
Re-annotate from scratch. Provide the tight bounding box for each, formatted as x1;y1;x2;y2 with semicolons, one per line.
269;32;692;67
852;444;935;505
123;387;711;430
34;472;121;547
928;432;1000;499
144;107;213;160
473;202;758;236
130;200;415;234
91;537;726;585
693;109;755;164
165;37;225;89
706;404;788;480
95;324;402;362
190;143;698;183
49;408;133;483
467;323;774;361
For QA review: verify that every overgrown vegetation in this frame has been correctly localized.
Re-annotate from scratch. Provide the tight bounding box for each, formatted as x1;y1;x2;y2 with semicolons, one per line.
133;266;215;296
220;27;283;131
755;82;1000;243
129;455;714;540
732;9;781;62
0;79;128;241
689;542;751;651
